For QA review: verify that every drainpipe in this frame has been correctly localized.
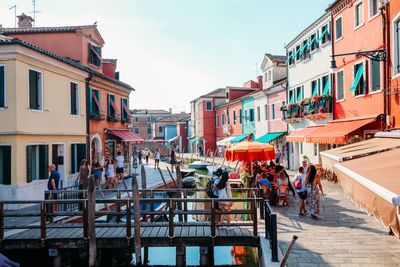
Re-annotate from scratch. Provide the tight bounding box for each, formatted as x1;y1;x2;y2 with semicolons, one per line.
85;72;93;161
382;5;387;121
330;12;336;118
384;3;391;129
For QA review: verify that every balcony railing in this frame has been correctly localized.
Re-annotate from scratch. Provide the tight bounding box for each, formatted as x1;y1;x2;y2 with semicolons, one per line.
281;95;333;123
281;104;304;123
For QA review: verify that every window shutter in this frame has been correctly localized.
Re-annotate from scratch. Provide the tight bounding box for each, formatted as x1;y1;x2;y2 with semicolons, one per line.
107;94;110;117
327;23;331;41
71;83;76;115
90;88;93;116
0;66;4;108
363;60;368;94
77;144;86;169
71;144;76;174
96;90;100;115
29;70;38;109
2;146;11;185
39;145;48;180
27;145;33;183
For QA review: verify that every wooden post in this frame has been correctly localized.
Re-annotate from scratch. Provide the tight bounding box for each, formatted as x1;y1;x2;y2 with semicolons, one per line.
132;174;142;266
144;247;149;266
211;149;217;166
280;236;298;267
168;199;174;238
88;177;96;267
141;165;147;198
116;190;121;222
253;198;257;237
157;168;169;188
211;199;216;238
204;149;210;162
183;191;188;222
176;246;186;267
236;161;241;177
40;202;46;248
0;203;4;242
221;158;225;169
190;150;194;161
150;190;155;222
126;199;132;245
176;165;183;222
166;167;178;187
50;192;54;223
120;176;131;198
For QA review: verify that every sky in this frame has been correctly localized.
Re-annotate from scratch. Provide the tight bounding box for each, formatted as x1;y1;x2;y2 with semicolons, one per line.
0;0;333;113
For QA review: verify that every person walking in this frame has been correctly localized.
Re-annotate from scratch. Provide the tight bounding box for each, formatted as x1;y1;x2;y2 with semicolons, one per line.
294;166;307;215
115;151;124;182
154;149;161;169
218;171;233;230
170;150;176;173
106;158;116;189
305;165;324;219
91;157;103;189
76;159;91;210
145;148;150;164
138;149;143;165
47;164;60;211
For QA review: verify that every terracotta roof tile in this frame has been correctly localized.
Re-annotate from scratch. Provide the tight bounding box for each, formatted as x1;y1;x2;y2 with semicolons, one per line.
265;53;287;64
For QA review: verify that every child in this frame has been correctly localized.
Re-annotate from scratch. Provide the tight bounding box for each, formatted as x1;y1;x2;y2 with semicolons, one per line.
106;159;116;189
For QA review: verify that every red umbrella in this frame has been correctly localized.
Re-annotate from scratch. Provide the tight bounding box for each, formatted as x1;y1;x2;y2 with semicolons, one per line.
224;141;276;162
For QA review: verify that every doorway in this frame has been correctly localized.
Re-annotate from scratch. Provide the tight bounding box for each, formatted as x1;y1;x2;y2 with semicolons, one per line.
51;144;65;188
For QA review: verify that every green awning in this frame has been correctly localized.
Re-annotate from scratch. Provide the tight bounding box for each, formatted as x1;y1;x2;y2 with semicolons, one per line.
189;137;201;143
255;132;285;143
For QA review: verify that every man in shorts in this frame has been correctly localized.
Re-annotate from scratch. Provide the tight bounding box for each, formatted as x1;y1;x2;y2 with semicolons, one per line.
92;157;103;189
47;164;60;211
115;151;124;182
154;149;161;169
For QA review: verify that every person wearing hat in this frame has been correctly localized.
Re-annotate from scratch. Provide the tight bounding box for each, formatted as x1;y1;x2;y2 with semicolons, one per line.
302;158;309;175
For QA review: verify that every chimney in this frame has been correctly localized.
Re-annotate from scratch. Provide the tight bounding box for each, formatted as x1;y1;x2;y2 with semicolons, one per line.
169;108;172;114
17;13;34;28
257;75;263;89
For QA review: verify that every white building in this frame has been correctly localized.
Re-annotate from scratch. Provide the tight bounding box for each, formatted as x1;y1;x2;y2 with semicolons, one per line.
285;12;334;170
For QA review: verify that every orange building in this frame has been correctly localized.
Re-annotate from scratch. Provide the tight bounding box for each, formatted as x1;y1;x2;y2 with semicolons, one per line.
1;14;139;170
389;0;400;129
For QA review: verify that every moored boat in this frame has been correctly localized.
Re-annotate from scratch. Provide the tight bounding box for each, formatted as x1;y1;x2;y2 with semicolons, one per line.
180;168;196;178
188;160;210;169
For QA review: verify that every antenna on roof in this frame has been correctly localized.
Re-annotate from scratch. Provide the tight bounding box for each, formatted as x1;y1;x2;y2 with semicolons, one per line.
30;0;41;27
9;5;16;28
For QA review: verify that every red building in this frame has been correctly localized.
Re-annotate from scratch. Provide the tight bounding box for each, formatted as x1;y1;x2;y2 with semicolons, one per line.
1;15;139;169
389;0;400;129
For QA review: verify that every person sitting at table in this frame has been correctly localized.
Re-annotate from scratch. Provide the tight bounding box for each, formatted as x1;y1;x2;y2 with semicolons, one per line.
258;173;272;199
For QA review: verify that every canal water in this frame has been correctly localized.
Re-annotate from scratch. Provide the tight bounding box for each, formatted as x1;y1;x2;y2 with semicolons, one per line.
130;169;259;267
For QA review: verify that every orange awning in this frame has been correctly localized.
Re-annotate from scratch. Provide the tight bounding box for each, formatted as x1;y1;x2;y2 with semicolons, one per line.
286;126;323;142
306;118;376;144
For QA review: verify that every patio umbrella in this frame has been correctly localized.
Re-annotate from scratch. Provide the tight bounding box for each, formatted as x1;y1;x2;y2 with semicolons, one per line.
224;141;276;162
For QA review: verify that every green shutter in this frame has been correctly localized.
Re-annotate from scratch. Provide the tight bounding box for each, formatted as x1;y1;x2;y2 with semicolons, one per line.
71;83;77;115
90;88;93;116
71;144;76;174
107;94;110;117
27;145;33;183
1;146;11;185
121;98;125;120
0;66;4;108
29;70;38;109
77;144;86;168
39;145;48;180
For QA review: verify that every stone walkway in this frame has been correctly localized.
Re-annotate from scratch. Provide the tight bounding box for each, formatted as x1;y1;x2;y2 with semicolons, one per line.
275;179;400;266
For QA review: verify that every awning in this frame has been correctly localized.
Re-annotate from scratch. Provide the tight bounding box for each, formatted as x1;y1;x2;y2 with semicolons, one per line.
92;90;105;114
230;134;249;144
217;136;236;146
255;132;285;143
110;98;121;116
122;102;134;118
168;136;179;143
286;126;323;142
189;137;202;143
335;148;400;237
306;117;376;144
109;130;144;144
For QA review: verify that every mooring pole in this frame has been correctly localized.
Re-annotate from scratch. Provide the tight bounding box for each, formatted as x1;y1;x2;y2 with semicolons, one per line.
176;165;183;222
132;174;142;266
88;176;96;267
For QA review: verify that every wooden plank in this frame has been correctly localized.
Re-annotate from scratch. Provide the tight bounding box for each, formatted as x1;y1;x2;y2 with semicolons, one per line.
240;227;252;237
218;228;228;237
157;227;168;238
227;228;236;237
203;227;211;237
8;229;35;239
69;228;84;239
118;228;127;238
233;227;244;237
180;226;189;237
148;226;160;238
196;226;204;237
96;227;111;238
142;226;153;238
173;226;182;237
188;226;197;237
112;227;125;238
63;228;81;239
140;227;147;237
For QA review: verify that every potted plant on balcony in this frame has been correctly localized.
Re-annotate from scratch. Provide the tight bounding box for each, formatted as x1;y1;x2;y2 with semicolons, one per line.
300;97;312;107
318;94;332;101
312;94;319;103
280;105;287;111
319;107;327;113
292;113;299;118
309;109;316;115
302;111;308;117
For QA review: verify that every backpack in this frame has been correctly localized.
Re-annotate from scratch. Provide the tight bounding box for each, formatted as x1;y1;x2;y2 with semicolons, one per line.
294;177;302;189
206;177;217;198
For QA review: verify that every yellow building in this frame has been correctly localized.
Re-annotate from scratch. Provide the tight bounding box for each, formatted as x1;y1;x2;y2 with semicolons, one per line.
0;37;89;206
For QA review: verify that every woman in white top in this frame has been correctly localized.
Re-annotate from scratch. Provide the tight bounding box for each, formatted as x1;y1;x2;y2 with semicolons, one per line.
106;159;116;189
218;171;233;230
154;149;161;169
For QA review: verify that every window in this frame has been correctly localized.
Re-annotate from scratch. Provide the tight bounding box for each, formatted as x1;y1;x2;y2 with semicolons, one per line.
227;107;230;124
264;73;268;82
0;65;6;108
354;62;367;96
289;90;294;103
282;101;285;106
159;126;163;133
153;117;156;122
370;60;381;92
268;70;272;81
249;109;254;122
311;80;318;96
239;109;242;124
70;82;79;115
88;43;102;67
233;110;236;125
226;91;229;99
336;17;343;40
355;1;364;28
295;45;301;62
135;128;139;134
216;115;219;127
288;51;294;65
147;128;151;134
369;0;379;18
29;69;43;110
310;33;318;52
206;101;213;111
265;104;268;120
0;146;11;185
296;86;303;101
314;144;318;156
222;114;225;125
147;117;151;122
121;98;129;122
26;145;48;182
135;117;139;122
257;106;260;121
107;94;116;119
302;39;310;60
321;24;330;44
396;19;400;75
337;70;345;101
70;144;86;174
322;75;329;95
90;89;100;117
244;110;248;122
272;104;276;120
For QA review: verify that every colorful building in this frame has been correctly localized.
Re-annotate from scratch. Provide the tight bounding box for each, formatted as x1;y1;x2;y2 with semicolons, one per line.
0;36;88;205
389;0;400;129
131;109;172;140
1;15;138;174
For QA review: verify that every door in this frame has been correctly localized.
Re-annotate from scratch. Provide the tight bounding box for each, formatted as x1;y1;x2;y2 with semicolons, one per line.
52;144;65;188
288;142;295;171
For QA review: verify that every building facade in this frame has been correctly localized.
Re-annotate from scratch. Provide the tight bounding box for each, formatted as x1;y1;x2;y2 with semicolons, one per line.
131;109;172;140
389;0;400;129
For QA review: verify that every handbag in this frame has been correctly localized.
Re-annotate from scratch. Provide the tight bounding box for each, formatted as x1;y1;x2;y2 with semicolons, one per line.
294;178;302;189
